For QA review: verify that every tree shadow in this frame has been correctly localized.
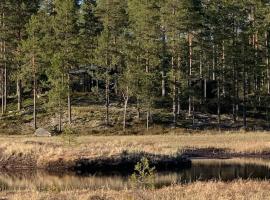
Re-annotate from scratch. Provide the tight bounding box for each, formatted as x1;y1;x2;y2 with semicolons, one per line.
74;151;191;176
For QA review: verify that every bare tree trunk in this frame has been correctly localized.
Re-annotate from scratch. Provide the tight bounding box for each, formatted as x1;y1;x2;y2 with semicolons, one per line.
172;57;177;128
123;87;129;131
266;31;270;94
161;71;166;97
67;74;71;124
146;108;150;131
217;79;221;131
177;55;181;115
136;97;141;120
243;45;247;130
105;74;109;126
212;44;216;80
3;41;6;113
204;79;207;100
58;95;62;132
188;33;192;116
32;56;37;129
232;19;237;124
1;67;3;115
58;74;64;133
17;78;22;111
222;41;226;96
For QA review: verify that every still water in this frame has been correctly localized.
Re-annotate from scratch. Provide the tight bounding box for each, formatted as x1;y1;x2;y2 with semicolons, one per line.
0;158;270;191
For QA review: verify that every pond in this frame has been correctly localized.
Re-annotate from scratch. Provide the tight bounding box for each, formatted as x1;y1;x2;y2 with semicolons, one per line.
0;158;270;191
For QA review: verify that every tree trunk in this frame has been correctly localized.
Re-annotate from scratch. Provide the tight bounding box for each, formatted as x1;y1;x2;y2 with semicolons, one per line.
243;45;247;130
58;95;62;132
172;57;177;128
3;41;6;113
58;74;64;133
67;74;71;124
217;79;221;131
123;88;129;132
146;108;150;131
232;19;237;123
105;75;109;126
161;71;166;97
222;41;226;96
177;56;181;115
1;65;3;115
266;32;270;94
17;78;22;111
136;97;141;120
188;33;192;116
212;44;216;80
32;56;37;129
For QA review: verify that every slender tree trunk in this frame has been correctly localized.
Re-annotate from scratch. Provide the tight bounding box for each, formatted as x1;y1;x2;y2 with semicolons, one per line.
232;20;237;123
67;74;71;124
212;44;216;80
17;78;21;111
58;95;62;132
172;56;177;128
217;79;221;131
188;33;192;116
136;97;141;120
161;71;166;97
161;27;166;97
105;74;109;126
266;32;270;94
243;45;247;130
146;108;150;131
1;66;3;115
58;74;64;133
177;55;181;115
3;41;6;113
222;41;226;96
32;56;37;129
123;88;129;132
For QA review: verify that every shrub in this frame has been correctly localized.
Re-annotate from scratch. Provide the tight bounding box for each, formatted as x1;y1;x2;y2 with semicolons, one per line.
129;157;156;189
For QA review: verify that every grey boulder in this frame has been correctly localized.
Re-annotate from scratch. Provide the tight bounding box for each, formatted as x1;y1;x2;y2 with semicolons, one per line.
34;128;52;137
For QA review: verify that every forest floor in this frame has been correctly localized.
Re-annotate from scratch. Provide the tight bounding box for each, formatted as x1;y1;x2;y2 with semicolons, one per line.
1;92;270;135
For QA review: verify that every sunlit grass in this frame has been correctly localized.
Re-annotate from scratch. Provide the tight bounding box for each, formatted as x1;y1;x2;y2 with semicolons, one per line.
2;180;270;200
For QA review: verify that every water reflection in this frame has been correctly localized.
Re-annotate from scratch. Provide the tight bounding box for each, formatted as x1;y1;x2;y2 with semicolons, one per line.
0;158;270;191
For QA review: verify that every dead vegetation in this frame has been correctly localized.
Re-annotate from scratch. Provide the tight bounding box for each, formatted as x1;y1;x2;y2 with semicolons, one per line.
0;132;269;170
1;180;270;200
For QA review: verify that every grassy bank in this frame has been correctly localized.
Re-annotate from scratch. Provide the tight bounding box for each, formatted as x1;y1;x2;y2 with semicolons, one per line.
0;131;269;170
0;180;270;200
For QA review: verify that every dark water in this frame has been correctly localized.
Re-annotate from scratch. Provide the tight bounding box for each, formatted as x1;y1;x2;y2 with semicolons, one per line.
0;158;270;191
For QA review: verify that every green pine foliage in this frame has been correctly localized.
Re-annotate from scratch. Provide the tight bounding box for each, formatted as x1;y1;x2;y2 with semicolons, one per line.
2;0;270;132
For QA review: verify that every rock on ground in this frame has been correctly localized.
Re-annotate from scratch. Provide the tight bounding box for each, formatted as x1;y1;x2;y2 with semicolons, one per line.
34;128;52;137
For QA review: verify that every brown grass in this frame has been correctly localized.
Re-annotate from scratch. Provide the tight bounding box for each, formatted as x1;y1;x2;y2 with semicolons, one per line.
0;131;269;169
1;180;270;200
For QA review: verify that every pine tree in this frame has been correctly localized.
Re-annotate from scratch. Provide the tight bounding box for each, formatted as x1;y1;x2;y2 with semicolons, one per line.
19;14;45;129
95;0;128;126
48;0;79;130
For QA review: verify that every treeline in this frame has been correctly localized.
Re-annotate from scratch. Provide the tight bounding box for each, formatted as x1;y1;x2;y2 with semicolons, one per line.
1;0;270;131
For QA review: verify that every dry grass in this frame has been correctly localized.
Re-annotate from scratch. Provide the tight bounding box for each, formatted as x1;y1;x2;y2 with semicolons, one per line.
0;133;269;199
0;180;270;200
0;131;269;167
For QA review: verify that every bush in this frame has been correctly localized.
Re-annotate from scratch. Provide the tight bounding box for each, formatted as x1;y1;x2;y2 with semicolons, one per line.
129;157;156;189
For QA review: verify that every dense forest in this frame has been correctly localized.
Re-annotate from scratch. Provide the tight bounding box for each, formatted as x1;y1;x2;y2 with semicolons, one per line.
1;0;270;133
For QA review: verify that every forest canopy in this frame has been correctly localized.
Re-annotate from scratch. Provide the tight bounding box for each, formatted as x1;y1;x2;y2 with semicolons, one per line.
1;0;270;132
